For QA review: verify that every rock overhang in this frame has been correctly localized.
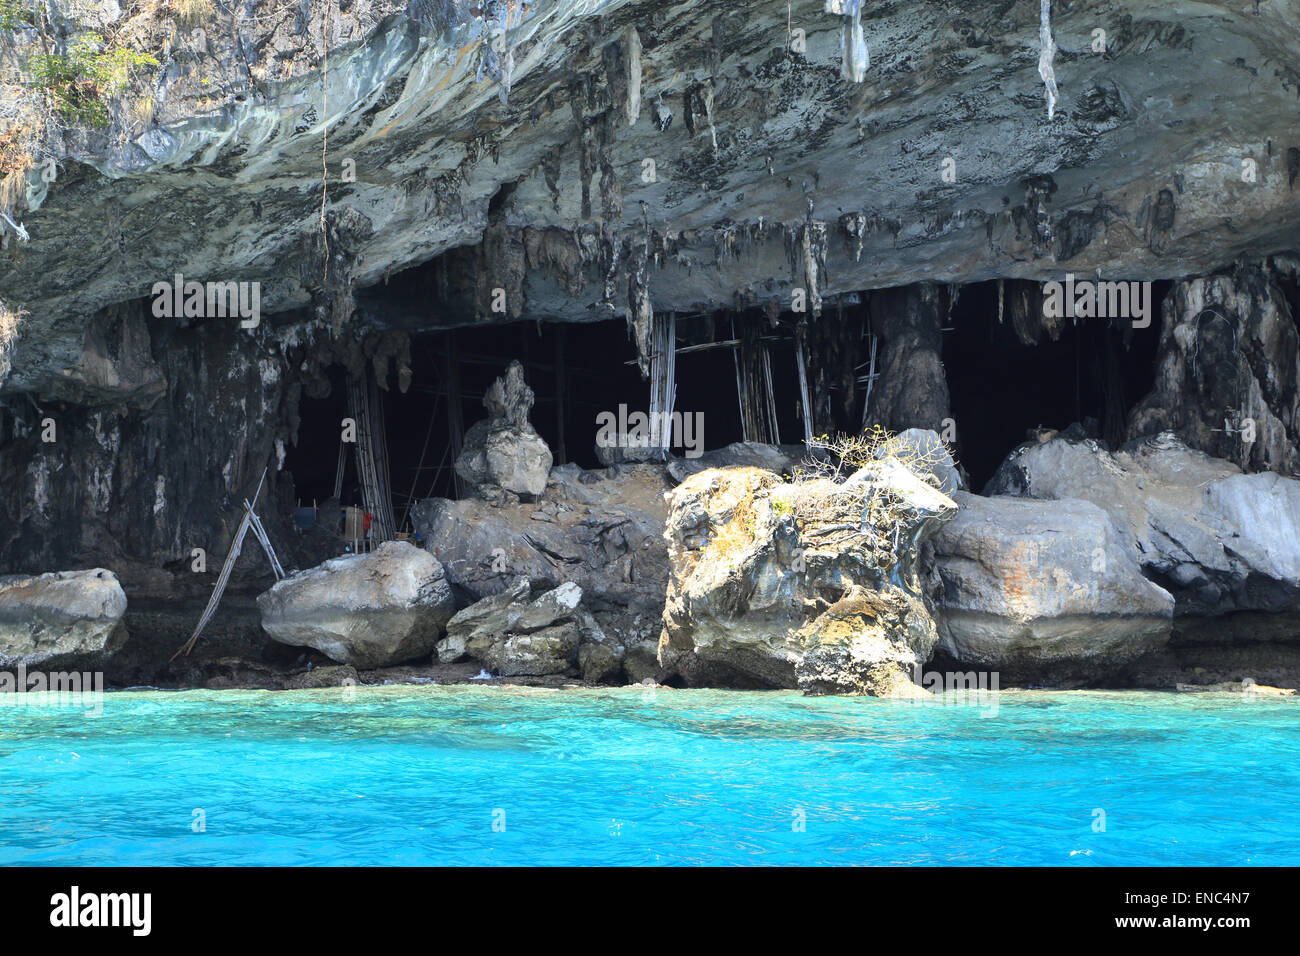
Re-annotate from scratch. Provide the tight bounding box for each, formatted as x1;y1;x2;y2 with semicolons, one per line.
4;0;1300;397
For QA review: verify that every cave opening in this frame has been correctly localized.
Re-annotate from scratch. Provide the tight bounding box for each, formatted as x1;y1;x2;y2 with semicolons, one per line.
283;314;770;527
945;279;1168;490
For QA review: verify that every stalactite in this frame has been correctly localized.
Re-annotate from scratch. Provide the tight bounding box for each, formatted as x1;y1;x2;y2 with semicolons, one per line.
826;1;868;83
801;206;829;319
624;27;642;127
1038;0;1059;120
702;83;718;158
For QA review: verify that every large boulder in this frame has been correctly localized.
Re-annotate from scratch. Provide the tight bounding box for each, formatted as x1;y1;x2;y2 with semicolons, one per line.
986;433;1300;640
0;569;128;667
257;541;456;668
438;579;619;679
926;493;1175;686
659;457;957;696
455;360;553;500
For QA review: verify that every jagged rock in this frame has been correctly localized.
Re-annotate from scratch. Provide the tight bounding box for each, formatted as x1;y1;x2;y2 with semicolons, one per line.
1129;268;1300;475
6;1;1299;399
659;460;956;695
622;638;668;685
412;463;670;655
436;578;532;664
926;493;1175;686
455;361;553;500
439;579;618;679
257;541;456;669
795;586;935;698
985;434;1300;639
0;569;128;667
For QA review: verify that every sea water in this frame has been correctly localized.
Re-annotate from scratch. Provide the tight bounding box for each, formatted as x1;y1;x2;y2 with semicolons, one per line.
0;685;1295;866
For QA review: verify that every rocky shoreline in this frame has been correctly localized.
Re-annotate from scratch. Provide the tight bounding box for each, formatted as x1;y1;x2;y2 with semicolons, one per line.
6;419;1299;698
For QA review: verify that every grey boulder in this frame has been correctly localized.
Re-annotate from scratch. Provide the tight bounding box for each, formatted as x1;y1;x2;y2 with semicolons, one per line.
986;433;1300;634
0;569;128;667
926;493;1175;685
258;541;456;668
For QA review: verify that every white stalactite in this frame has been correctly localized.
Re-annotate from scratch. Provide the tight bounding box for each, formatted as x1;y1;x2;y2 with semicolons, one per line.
1038;0;1059;120
624;27;642;126
826;0;868;83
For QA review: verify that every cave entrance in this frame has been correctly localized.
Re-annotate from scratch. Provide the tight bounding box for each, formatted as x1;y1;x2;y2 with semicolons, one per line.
944;279;1167;490
284;315;779;533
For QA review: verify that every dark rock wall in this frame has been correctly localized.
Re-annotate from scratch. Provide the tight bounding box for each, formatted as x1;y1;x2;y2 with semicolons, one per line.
0;309;295;594
1129;262;1300;475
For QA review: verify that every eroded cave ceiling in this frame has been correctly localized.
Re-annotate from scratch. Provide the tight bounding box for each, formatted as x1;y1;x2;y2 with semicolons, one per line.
1;0;1298;400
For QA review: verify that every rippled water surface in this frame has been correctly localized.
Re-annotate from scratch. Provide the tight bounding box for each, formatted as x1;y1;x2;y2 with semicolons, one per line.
0;685;1296;865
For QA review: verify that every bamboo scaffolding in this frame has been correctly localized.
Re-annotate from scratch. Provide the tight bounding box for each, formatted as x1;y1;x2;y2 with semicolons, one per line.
172;468;275;660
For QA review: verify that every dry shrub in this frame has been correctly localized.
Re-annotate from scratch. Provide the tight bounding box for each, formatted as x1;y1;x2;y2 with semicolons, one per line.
0;300;25;380
790;426;957;554
0;124;32;213
171;0;214;28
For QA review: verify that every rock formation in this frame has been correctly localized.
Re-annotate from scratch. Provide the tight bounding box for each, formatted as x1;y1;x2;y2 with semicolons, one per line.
257;541;456;668
437;578;619;680
985;432;1300;644
659;441;958;695
1129;266;1300;476
412;461;671;670
0;568;128;667
454;361;554;501
0;2;1298;693
926;493;1175;685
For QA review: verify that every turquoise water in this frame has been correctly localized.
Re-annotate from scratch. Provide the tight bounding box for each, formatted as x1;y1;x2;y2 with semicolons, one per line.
0;685;1296;866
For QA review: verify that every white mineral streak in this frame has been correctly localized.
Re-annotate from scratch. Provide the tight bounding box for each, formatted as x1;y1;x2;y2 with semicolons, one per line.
1038;0;1059;120
624;26;642;126
702;84;718;157
826;0;868;83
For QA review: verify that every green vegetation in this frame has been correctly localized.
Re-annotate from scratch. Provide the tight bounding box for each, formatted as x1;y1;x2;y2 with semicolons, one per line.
0;0;32;31
29;34;158;128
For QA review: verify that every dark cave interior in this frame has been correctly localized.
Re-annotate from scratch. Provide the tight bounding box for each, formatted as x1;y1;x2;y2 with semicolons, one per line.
284;280;1172;516
945;280;1167;489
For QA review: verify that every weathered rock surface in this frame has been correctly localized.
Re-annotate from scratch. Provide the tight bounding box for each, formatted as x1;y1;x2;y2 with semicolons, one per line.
412;461;671;656
1129;267;1300;476
285;664;360;690
986;433;1300;639
455;360;554;500
5;2;1300;397
0;568;128;666
257;541;456;668
659;458;957;695
863;286;953;437
438;578;619;679
926;493;1175;686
